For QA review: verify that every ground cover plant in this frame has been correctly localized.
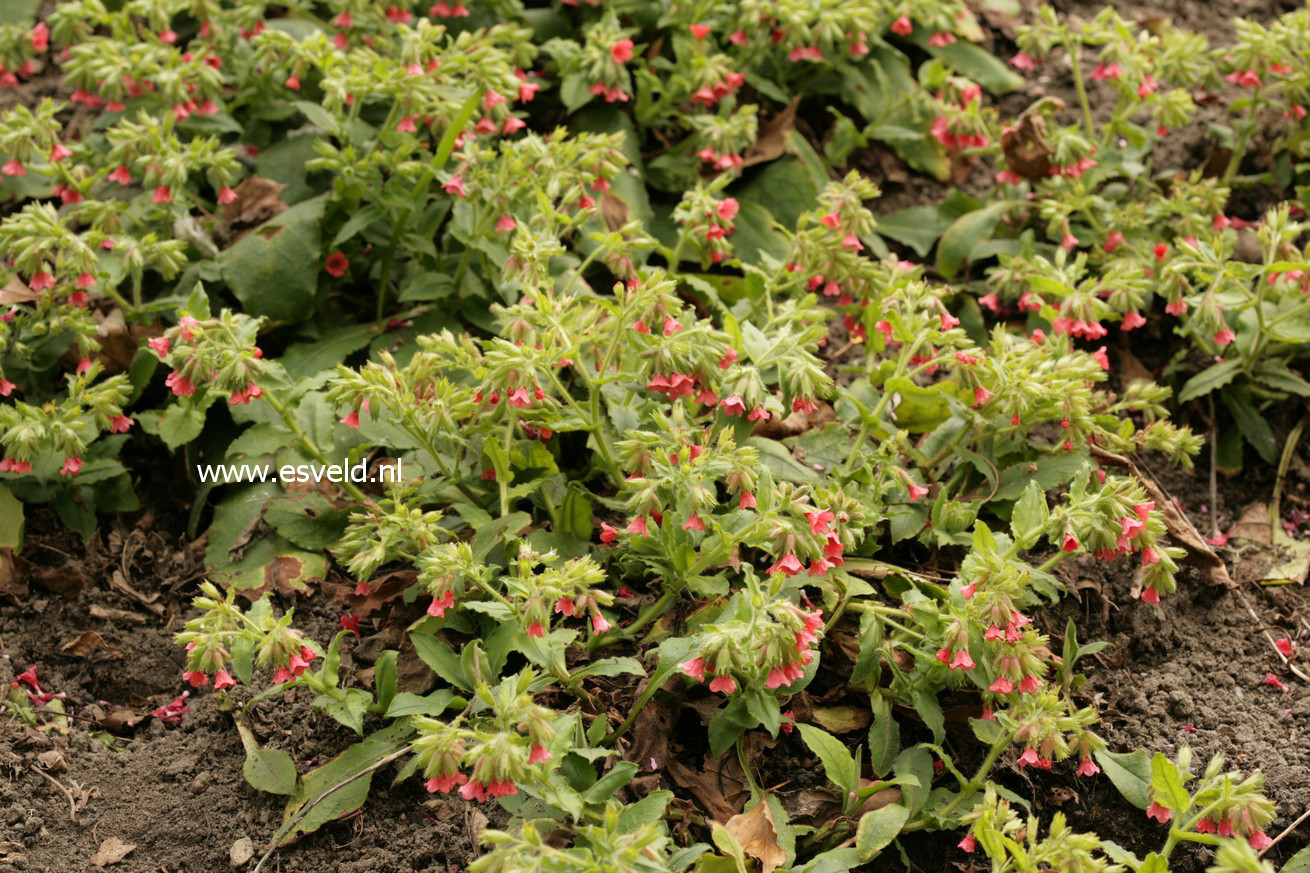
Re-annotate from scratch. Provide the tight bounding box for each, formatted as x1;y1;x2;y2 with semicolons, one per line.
1;0;1310;871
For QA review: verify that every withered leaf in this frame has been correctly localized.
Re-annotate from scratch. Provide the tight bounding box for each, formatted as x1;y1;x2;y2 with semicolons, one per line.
740;96;801;169
0;274;39;305
61;630;124;661
90;837;136;867
1001;106;1057;181
724;798;786;873
666;759;738;822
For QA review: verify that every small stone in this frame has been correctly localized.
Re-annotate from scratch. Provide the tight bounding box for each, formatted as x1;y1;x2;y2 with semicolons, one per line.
229;837;254;868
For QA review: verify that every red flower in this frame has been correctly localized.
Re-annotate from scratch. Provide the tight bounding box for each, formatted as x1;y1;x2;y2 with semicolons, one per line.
214;670;237;690
599;522;619;543
682;513;707;531
325;252;350;277
151;186;173;204
1146;802;1172;824
427;590;455;617
1276;637;1296;657
739;492;756;510
59;456;83;477
610;39;634;63
767;553;804;577
1265;672;1290;693
690;23;711;39
442;175;467;197
426;772;468;793
1062;533;1079;552
183;670;209;688
891;15;913;35
678;657;706;682
958;833;976;853
708;673;737;694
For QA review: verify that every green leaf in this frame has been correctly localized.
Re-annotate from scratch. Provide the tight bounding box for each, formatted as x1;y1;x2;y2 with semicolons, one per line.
1149;753;1190;810
922;39;1023;94
374;650;398;714
409;633;472;691
332;203;386;246
735;158;818;229
582;761;638;806
273;722;413;847
281;323;381;379
874;205;949;257
1253;362;1310;397
236;721;297;795
995;452;1090;500
221;196;326;322
314;687;371;734
384;689;462;718
1177;359;1242;403
867;694;900;777
748;437;819;483
243;745;297;795
796;724;857;794
911;689;944;744
1011;480;1048;548
936;201;1014;280
0;484;23;551
619;791;674;831
1094;748;1152;809
1222;387;1278;463
855;803;909;862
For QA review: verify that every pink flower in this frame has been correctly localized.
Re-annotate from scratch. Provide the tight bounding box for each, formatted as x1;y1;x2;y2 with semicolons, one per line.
459;780;490;803
599;522;619;543
496;214;517;233
1276;637;1296;657
989;676;1014;693
720;394;747;417
1121;309;1146;331
528;745;551;764
1140;546;1160;566
340;410;360;429
1017;748;1041;768
690;23;711;39
973;386;993;407
1265;672;1290;693
908;482;929;501
442;175;467;197
591;613;610;633
1214;326;1236;346
1122;516;1145;539
108;415;133;433
1076;757;1100;777
627;516;648;536
1141;587;1160;604
427;590;455;617
49;143;73;163
708;673;737;694
950;649;974;670
214;670;237;690
663;316;682;336
1146;802;1172;824
1062;533;1079;552
507;387;531;408
682;513;707;531
679;657;707;682
151;186;173;204
739;492;756;510
806;510;835;535
719;348;738;368
1;160;24;176
927;32;956;47
59;456;82;477
891;15;913;35
1206;532;1229;547
217;186;237;205
610;39;635;63
767;553;804;577
1010;53;1036;71
526;621;544;638
1249;831;1274;851
0;378;15;397
426;772;468;793
940;312;960;330
183;670;209;688
958;833;976;853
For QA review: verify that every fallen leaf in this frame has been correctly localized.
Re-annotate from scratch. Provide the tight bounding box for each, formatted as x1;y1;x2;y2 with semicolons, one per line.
0;549;28;598
753;402;837;439
1230;501;1272;545
88;604;147;624
740;96;801;169
32;561;90;598
857;786;902;816
0;274;39;305
599;193;629;232
724;797;786;873
61;630;124;661
108;568;164;614
325;569;415;616
666;758;739;822
1001;105;1057;181
90;837;136;867
219;175;288;245
97;709;146;732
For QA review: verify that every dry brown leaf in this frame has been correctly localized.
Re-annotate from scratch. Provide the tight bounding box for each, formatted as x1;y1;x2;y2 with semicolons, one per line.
0;274;39;305
324;569;415;616
0;549;28;598
1089;445;1233;588
219;175;288;243
857;786;902;816
666;759;739;822
1230;501;1272;545
61;630;124;661
740;96;801;169
1001;106;1057;181
97;709;146;732
725;798;786;873
600;193;629;232
753;402;837;440
90;837;136;867
108;568;164;614
88;604;147;624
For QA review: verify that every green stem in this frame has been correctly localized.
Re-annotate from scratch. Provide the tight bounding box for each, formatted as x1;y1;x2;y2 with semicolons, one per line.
1067;41;1096;139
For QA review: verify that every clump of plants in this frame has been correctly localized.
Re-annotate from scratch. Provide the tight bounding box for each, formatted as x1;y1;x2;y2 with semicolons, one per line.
1;1;1304;872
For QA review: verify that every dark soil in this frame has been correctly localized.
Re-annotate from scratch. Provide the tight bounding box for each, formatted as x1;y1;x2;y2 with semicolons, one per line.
0;512;477;872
